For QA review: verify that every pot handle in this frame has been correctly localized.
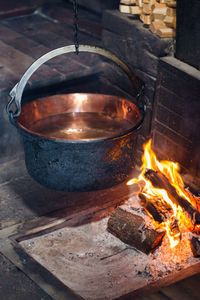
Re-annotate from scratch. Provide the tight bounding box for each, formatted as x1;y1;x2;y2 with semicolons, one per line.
6;45;145;123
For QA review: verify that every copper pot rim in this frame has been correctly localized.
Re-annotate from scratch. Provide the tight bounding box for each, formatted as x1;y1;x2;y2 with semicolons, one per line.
16;93;144;144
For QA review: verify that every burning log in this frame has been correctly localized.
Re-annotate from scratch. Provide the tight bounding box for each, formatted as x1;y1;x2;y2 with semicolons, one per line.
107;205;165;254
139;192;172;223
189;234;200;257
169;217;180;237
144;169;200;227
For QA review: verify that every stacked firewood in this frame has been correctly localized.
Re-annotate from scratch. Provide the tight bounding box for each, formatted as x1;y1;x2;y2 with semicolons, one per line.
119;0;176;37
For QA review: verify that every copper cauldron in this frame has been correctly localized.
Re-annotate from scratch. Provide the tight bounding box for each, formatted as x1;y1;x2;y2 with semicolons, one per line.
6;45;145;191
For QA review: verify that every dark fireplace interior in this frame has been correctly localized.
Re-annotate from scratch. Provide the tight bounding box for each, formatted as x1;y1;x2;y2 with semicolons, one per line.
0;0;200;299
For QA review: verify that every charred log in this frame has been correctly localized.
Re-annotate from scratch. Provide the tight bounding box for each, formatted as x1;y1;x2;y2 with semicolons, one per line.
168;217;181;245
107;206;165;254
139;192;172;223
144;169;200;227
169;217;181;237
189;234;200;257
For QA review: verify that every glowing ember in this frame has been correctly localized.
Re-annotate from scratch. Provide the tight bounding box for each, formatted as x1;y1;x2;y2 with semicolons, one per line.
127;139;200;248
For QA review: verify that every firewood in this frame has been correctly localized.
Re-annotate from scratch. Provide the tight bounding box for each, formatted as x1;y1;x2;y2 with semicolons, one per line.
140;13;151;25
156;27;175;37
169;217;180;238
120;0;136;4
163;15;176;28
107;206;165;254
149;0;157;4
130;5;142;14
159;0;167;4
119;4;131;13
147;0;157;11
152;7;168;20
144;169;200;227
166;0;176;8
152;2;167;10
189;234;200;257
139;192;172;223
143;4;152;14
167;7;176;16
150;20;166;33
136;0;143;7
173;15;176;29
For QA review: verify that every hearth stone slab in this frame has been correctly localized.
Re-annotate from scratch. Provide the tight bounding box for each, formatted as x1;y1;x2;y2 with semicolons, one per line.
15;195;200;300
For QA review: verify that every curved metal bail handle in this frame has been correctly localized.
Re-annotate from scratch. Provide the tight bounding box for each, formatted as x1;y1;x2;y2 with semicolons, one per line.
7;45;143;120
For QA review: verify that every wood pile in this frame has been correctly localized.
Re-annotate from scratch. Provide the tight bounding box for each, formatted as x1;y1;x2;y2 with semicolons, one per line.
119;0;176;37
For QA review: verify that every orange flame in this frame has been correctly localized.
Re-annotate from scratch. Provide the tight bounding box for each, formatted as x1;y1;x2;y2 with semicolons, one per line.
127;139;199;248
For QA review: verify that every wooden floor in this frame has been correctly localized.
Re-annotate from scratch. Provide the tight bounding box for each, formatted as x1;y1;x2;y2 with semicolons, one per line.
143;273;200;300
0;0;199;299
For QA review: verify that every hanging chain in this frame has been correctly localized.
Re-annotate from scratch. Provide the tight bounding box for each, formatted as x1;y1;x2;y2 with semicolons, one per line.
73;0;79;55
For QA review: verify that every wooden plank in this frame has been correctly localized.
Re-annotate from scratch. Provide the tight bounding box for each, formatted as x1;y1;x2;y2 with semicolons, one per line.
41;3;102;38
0;40;61;86
0;0;43;19
1;15;102;72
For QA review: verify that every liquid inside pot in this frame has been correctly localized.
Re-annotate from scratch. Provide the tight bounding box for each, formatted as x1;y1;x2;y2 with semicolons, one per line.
30;112;135;140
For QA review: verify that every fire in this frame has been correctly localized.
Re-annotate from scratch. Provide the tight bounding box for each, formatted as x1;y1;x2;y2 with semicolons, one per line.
127;139;200;248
